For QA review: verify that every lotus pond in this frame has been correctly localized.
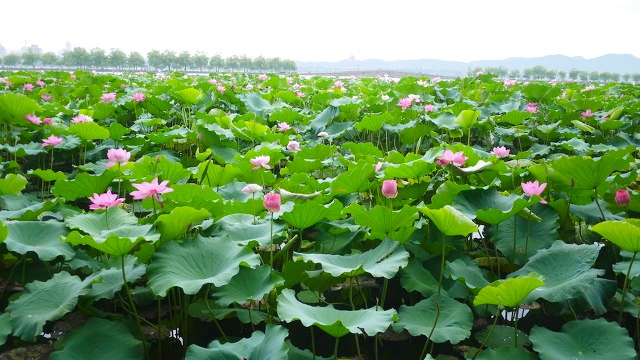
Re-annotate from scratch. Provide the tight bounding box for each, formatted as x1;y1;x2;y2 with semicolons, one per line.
0;70;639;359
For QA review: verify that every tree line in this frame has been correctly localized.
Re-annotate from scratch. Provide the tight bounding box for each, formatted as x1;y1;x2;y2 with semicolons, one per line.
0;46;297;73
467;65;640;83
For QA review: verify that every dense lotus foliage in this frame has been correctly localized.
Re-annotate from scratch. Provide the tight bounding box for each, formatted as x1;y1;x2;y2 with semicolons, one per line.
0;69;639;359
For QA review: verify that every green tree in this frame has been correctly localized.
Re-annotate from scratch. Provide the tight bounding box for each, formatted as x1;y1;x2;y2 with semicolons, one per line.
21;50;41;68
2;53;21;67
128;51;146;70
162;50;176;70
632;73;640;82
578;71;589;81
62;47;90;68
41;52;59;67
509;69;521;79
238;55;253;72
568;68;581;80
225;55;240;71
108;48;128;69
192;52;209;71
589;71;600;82
90;47;108;68
147;50;164;69
557;71;567;80
209;54;224;72
175;51;192;71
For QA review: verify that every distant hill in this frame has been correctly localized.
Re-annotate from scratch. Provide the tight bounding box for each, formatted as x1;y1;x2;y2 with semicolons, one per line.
296;54;640;77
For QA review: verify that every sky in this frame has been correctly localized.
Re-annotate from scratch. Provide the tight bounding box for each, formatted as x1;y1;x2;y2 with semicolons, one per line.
2;0;639;63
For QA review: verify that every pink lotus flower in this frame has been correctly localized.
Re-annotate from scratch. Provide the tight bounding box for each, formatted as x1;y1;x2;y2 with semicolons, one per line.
408;94;421;103
23;83;34;91
250;155;271;170
424;104;434;113
286;141;301;152
278;122;291;131
397;98;412;111
286;77;293;85
526;103;538;113
132;92;146;102
521;180;547;204
105;148;131;168
25;114;42;125
101;92;116;103
492;146;510;158
41;94;52;101
263;193;281;213
43;118;52;125
71;114;93;123
375;161;384;172
70;74;76;80
42;135;63;147
88;189;125;210
217;85;226;92
36;80;45;87
580;109;594;118
258;74;268;81
503;79;516;87
436;150;468;167
615;190;630;207
130;178;174;201
245;84;254;91
582;84;596;91
381;180;398;199
241;183;263;195
295;91;306;98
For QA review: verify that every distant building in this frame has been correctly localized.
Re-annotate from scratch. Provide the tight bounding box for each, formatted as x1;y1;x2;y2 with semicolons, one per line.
21;44;43;54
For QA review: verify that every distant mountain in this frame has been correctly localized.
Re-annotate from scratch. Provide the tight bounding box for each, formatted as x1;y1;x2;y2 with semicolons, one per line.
296;54;640;77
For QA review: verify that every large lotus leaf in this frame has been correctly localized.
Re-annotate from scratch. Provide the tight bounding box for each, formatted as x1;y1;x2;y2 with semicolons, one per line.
280;199;343;230
0;93;41;124
211;265;284;307
155;206;211;241
147;235;260;296
474;346;538;360
475;325;530;349
510;241;603;303
330;162;375;195
52;171;117;201
130;155;192;186
493;203;559;265
529;318;636;360
453;188;537;225
454;109;481;128
162;183;223;213
446;258;491;292
0;313;11;346
212;215;284;247
293;239;409;279
421;205;478;237
88;255;147;300
6;271;89;341
590;219;640;253
614;250;640;279
345;203;419;240
0;174;28;196
0;141;46;156
400;258;442;297
197;162;242;188
238;92;272;117
384;151;440;180
69;122;110;141
355;112;392;132
550;153;631;191
186;325;288;360
277;289;396;338
0;196;59;221
31;169;67;183
395;294;473;344
64;230;148;257
174;87;204;105
473;273;544;308
65;207;139;236
5;221;74;261
50;318;142;360
286;341;333;360
189;301;268;325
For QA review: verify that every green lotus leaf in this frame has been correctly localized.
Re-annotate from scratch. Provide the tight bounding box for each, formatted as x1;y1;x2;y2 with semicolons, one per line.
341;142;383;159
446;258;491;292
6;271;89;341
212;214;284;247
162;183;223;213
52;171;117;201
454;109;480;129
108;122;130;140
0;313;11;346
280;199;343;230
510;241;604;304
69;121;110;141
174;87;204;105
65;207;138;236
530;318;636;360
395;294;473;344
0;141;46;156
64;230;150;257
148;235;260;296
0;174;28;196
499;110;529;125
277;289;396;338
197;162;242;188
310;106;339;132
475;325;531;349
211;265;283;307
88;255;147;300
31;169;67;183
550;153;631;191
493;203;559;265
453;188;537;224
0;196;59;221
384;156;438;180
330;161;375;195
355;112;392;132
50;318;142;360
238;92;272;117
0;93;41;125
294;239;408;279
5;221;74;261
346;203;419;240
400;258;443;297
474;346;537;360
186;325;288;360
421;205;478;237
590;219;640;253
188;301;268;325
473;273;544;308
155;206;211;241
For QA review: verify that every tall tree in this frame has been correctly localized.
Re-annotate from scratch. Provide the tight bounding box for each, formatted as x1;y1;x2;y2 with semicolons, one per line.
21;50;41;68
90;48;108;68
147;50;164;69
175;51;192;71
192;52;209;71
109;48;128;69
209;54;224;72
2;53;20;67
128;52;146;70
41;52;59;67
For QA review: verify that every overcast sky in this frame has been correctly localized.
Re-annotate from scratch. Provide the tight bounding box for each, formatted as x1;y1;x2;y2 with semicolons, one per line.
2;0;639;62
